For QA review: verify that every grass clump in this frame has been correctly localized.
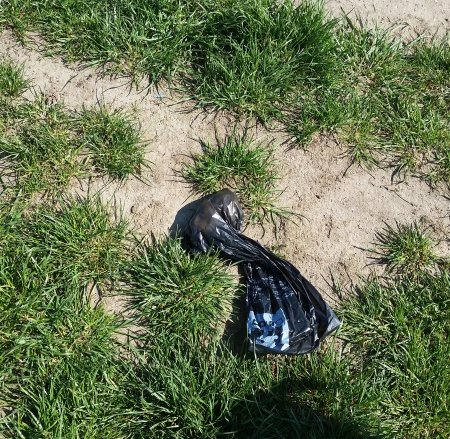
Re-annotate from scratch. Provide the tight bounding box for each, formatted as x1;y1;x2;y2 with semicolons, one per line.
189;0;338;122
120;337;383;439
339;270;450;438
0;0;339;121
0;56;30;98
2;0;450;185
0;0;199;84
329;19;450;184
119;341;250;439
0;195;131;289
408;35;450;93
318;20;404;167
0;94;86;197
226;342;385;439
0;94;150;196
181;132;292;225
22;195;131;286
370;220;443;276
0;196;132;438
338;222;450;437
0;268;129;437
123;234;239;343
378;91;450;182
0;191;386;439
78;104;149;180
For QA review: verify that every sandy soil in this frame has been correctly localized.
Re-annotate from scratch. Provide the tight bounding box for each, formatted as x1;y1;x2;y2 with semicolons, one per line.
327;0;450;37
0;0;449;311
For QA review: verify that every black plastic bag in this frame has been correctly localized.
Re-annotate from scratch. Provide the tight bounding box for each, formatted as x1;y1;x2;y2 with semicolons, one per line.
185;189;341;355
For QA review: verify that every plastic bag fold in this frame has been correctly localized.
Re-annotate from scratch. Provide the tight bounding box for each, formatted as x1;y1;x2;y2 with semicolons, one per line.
186;189;341;355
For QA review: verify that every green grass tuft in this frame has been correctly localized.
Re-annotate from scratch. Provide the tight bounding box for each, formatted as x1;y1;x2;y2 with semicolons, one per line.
26;195;132;286
0;280;128;438
0;56;30;98
0;94;150;197
332;18;450;183
188;0;338;122
0;0;199;84
122;234;240;343
408;34;450;88
339;222;450;436
0;194;132;289
3;0;450;185
0;194;135;437
118;341;249;438
0;93;86;197
0;0;339;122
339;270;450;438
120;336;384;439
180;132;293;226
78;104;149;180
370;220;443;276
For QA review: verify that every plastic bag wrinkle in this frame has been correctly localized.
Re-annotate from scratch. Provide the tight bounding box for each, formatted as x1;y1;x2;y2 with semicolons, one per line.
186;189;341;355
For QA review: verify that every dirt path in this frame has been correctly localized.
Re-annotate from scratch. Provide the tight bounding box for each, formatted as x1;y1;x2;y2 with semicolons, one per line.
1;0;449;301
327;0;450;37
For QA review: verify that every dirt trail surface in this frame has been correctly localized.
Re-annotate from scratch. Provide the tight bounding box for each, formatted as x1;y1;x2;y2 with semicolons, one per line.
1;0;450;304
327;0;450;36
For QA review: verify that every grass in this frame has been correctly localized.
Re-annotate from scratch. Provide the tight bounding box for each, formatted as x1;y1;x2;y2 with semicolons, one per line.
223;339;386;439
122;234;240;344
0;94;86;197
23;195;132;286
0;0;201;84
187;0;338;121
332;19;450;184
1;184;449;438
370;220;443;276
0;56;30;98
0;93;149;197
2;0;450;184
0;290;127;438
338;221;450;437
122;337;385;439
118;341;250;439
0;195;129;437
77;104;150;181
339;270;450;438
180;131;293;226
1;2;450;438
0;194;131;289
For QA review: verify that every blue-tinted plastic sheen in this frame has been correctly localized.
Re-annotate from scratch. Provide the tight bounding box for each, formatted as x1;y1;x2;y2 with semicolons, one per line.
186;189;341;355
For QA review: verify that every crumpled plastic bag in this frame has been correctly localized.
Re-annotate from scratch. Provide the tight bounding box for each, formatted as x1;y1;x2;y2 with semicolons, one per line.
185;189;341;355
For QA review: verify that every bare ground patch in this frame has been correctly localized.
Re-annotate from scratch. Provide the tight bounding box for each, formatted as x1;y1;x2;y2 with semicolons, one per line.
1;2;449;307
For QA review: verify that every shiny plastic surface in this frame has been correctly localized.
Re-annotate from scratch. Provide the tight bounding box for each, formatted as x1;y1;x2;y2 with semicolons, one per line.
186;189;341;355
